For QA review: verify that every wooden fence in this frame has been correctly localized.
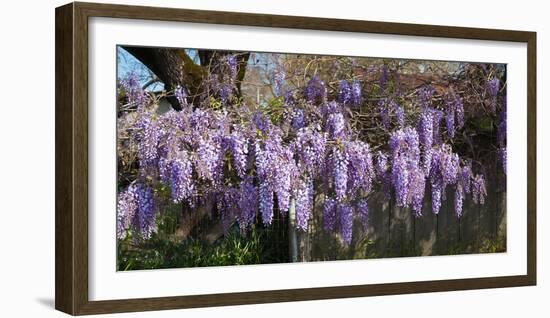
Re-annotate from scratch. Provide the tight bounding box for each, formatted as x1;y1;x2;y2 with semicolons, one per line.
300;170;507;261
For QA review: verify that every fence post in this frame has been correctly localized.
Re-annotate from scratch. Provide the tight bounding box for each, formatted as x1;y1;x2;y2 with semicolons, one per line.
288;198;298;262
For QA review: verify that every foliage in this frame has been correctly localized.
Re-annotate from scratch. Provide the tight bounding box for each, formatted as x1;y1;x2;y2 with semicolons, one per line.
118;225;264;270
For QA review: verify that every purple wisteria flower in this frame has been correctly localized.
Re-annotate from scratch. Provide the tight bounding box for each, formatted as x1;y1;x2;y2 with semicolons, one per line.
332;146;349;201
389;127;422;210
431;178;443;215
356;200;369;231
284;90;296;107
117;184;138;239
409;168;426;217
429;144;459;214
169;151;194;203
472;174;487;205
208;73;233;104
273;68;286;96
417;85;435;109
395;104;405;128
417;108;434;175
304;75;327;103
291;108;306;130
225;55;238;82
189;108;211;141
323;197;337;232
487;77;500;97
375;151;388;178
378;98;390;129
120;72;148;109
444;91;464;136
135;183;156;240
454;185;464;218
295;177;314;231
275;147;294;213
432;109;443;145
136;114;160;169
499;148;507;174
378;99;404;129
157;113;186;183
346;140;374;196
254;129;295;217
459;162;473;194
322;100;341;117
327;112;346;140
259;182;274;225
252;112;270;133
350;80;362;105
295;126;327;175
439;146;459;187
392;153;410;207
236;176;257;232
375;151;392;199
339;203;353;246
228;129;249;178
218;83;233;104
338;79;362;106
196;135;222;184
217;187;239;231
338;80;351;105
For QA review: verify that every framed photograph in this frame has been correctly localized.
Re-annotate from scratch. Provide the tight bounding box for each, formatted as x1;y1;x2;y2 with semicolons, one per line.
55;2;536;315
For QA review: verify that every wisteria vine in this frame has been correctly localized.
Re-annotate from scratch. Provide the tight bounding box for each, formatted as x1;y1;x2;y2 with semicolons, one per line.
117;57;506;247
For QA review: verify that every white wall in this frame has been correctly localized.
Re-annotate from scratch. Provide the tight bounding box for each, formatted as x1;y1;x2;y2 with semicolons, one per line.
0;0;547;317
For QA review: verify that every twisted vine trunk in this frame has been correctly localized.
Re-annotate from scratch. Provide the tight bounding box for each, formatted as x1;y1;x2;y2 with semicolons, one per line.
123;46;249;110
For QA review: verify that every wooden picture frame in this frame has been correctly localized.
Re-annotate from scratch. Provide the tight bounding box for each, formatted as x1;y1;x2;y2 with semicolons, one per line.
55;2;536;315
